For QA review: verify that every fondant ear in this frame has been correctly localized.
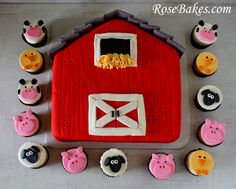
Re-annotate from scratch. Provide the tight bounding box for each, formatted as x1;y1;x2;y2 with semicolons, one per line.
104;157;111;166
205;119;212;125
198;20;204;26
76;146;83;153
38;20;44;26
218;123;225;131
19;79;26;85
167;154;173;161
212;24;218;30
24;20;30;26
26;109;33;116
152;153;159;159
201;89;210;95
214;94;220;102
21;150;27;159
31;78;38;85
118;155;126;163
31;146;40;153
61;152;68;158
12;115;21;122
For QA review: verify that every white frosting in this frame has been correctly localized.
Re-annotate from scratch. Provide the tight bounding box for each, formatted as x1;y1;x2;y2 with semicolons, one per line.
100;148;128;177
18;141;48;168
88;94;146;136
197;85;223;111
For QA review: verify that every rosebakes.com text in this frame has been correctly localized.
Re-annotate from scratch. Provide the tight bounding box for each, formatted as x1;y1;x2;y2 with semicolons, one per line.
153;2;231;16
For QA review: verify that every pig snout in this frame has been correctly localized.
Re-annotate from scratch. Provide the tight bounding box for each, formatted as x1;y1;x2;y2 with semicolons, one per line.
20;88;37;100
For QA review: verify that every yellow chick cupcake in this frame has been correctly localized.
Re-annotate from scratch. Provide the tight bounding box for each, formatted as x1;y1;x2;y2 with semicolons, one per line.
185;149;214;176
193;52;218;77
19;49;44;74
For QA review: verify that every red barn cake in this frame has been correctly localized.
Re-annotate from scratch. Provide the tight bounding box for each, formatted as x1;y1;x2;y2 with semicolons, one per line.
49;10;185;143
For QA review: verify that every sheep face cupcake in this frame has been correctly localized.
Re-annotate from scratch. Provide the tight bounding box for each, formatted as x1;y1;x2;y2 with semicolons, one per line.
195;85;223;111
100;148;127;177
149;153;176;180
18;141;48;169
186;149;214;176
61;146;88;174
191;20;218;48
199;119;226;147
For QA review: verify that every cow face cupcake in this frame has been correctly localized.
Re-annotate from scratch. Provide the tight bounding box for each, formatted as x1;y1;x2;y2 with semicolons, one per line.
193;52;218;77
12;109;40;137
18;141;48;169
61;146;88;174
100;148;127;177
185;149;214;176
199;119;226;147
148;153;176;180
191;20;218;49
195;85;223;111
17;78;42;105
22;20;47;47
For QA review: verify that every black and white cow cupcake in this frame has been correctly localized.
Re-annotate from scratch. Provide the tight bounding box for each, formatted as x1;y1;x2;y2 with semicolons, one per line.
17;78;42;105
195;85;223;111
22;20;47;47
100;148;128;177
18;141;49;169
191;20;218;49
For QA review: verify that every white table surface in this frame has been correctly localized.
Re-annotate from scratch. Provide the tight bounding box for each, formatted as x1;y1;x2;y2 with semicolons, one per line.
0;2;236;189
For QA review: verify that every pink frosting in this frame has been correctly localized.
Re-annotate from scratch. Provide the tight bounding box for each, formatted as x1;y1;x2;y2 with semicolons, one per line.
61;147;87;174
12;109;39;137
26;27;43;38
20;88;38;101
149;153;175;180
198;29;216;42
200;119;225;146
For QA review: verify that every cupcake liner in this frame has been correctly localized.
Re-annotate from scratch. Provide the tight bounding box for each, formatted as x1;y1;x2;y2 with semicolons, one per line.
194;94;221;112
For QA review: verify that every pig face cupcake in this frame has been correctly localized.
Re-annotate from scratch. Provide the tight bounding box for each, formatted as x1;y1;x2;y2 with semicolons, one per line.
199;119;226;147
191;20;218;49
17;78;42;105
185;149;214;176
22;20;47;47
148;153;176;180
61;146;88;174
18;141;49;169
100;148;127;177
12;109;40;137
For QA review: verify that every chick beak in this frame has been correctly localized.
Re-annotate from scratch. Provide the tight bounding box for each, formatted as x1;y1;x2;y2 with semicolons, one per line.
26;55;35;62
205;59;212;66
198;159;206;167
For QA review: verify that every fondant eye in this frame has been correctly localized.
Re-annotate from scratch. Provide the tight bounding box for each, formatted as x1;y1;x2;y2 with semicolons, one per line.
204;156;206;159
210;126;212;128
157;161;160;164
211;58;213;61
111;160;114;164
25;86;27;88
206;56;208;59
75;155;78;157
165;161;167;163
199;156;201;158
25;54;27;57
31;86;33;88
68;158;70;160
26;152;30;156
31;53;34;55
114;160;118;164
216;128;219;130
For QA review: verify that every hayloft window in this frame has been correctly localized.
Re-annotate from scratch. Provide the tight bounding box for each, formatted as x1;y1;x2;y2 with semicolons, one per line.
94;33;137;68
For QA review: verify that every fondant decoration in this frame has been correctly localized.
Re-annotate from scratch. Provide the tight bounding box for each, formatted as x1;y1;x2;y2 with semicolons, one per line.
149;153;176;180
89;94;146;136
196;85;223;111
12;109;40;137
61;146;87;174
193;52;218;77
22;20;47;47
191;20;218;48
19;49;44;74
49;10;184;143
100;148;127;177
17;78;42;105
199;119;226;146
18;141;48;168
186;149;214;176
94;33;137;69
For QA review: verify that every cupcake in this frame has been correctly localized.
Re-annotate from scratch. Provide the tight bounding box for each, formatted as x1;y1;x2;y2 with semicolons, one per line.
22;20;47;47
193;52;218;77
17;78;42;105
195;85;223;111
148;153;175;180
100;148;127;177
12;109;40;137
19;49;44;74
61;146;88;174
185;149;214;176
18;141;48;169
198;119;226;147
191;20;218;49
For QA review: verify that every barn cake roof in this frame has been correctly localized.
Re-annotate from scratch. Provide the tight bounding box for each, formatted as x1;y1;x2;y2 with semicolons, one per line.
48;9;185;58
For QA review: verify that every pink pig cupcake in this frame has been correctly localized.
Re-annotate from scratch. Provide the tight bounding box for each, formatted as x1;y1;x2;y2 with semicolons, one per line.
12;109;40;137
148;153;176;180
191;20;218;49
61;146;88;174
198;119;226;147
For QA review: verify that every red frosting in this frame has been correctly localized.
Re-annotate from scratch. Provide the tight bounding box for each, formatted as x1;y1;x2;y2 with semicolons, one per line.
51;19;181;142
